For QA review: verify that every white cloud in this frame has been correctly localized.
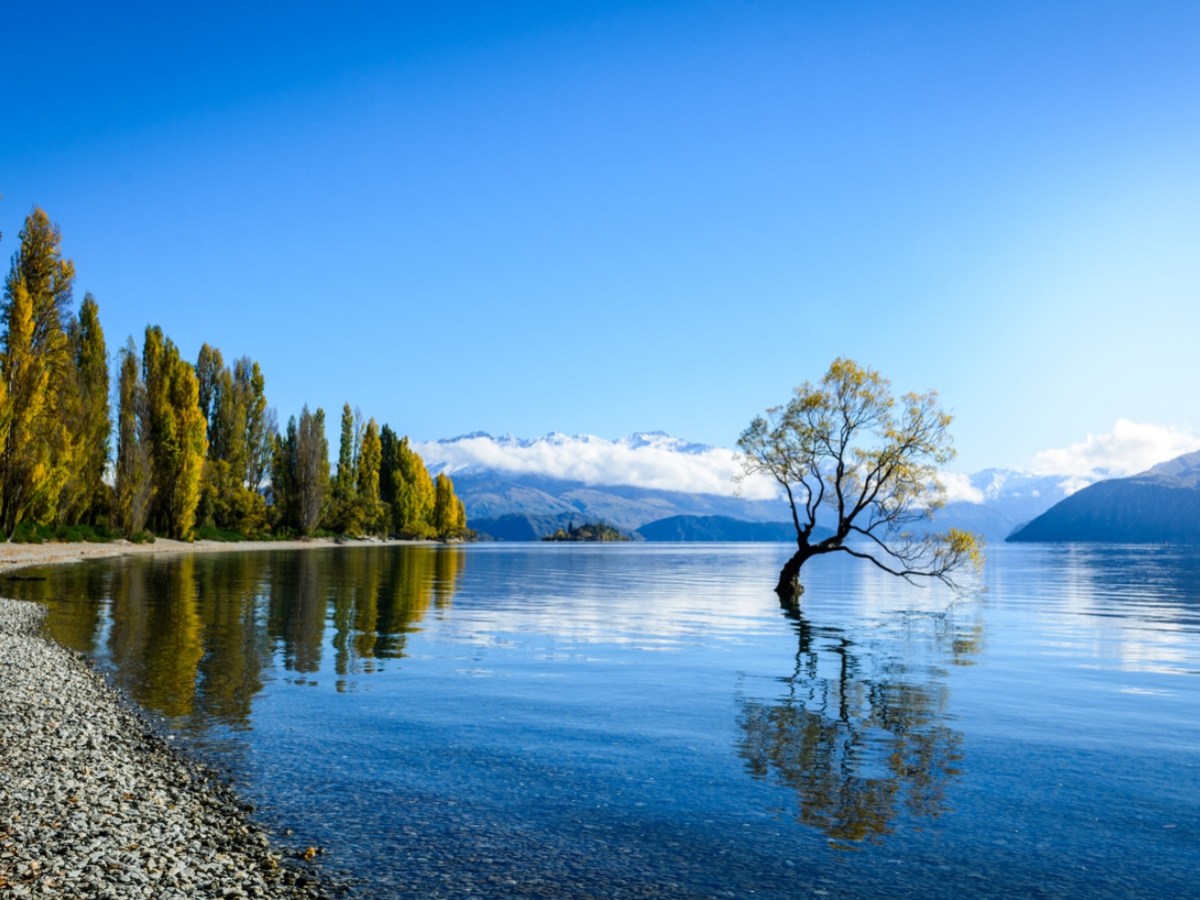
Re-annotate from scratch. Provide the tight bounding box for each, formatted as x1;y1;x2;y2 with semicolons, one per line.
1028;419;1200;493
939;471;985;504
416;421;1200;506
414;433;782;500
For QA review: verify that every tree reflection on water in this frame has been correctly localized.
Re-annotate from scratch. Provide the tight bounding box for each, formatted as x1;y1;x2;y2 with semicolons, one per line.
738;597;977;849
8;545;465;727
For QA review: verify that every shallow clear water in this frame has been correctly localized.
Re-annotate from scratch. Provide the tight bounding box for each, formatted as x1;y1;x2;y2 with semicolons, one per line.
9;543;1199;898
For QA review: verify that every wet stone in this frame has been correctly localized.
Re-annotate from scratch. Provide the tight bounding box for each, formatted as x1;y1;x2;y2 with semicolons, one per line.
0;598;344;899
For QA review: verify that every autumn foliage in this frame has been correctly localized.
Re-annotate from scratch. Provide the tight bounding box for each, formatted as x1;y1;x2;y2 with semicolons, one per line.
2;207;467;542
739;358;983;600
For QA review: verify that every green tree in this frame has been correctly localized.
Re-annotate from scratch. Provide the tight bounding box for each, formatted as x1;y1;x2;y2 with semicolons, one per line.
334;403;355;498
195;342;224;428
206;364;245;473
379;424;399;515
195;349;272;535
197;363;245;532
295;405;329;536
356;418;386;534
331;403;363;534
270;416;299;533
61;293;110;524
738;358;983;602
237;358;273;492
114;339;152;535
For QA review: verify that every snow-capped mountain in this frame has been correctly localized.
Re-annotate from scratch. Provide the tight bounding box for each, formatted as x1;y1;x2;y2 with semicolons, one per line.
413;431;784;538
416;431;776;500
414;432;1081;541
951;468;1078;529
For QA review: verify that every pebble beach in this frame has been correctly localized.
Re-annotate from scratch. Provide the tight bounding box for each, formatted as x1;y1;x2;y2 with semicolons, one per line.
0;538;389;898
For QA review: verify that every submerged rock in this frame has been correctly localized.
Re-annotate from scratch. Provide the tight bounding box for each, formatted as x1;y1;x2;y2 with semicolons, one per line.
0;598;341;899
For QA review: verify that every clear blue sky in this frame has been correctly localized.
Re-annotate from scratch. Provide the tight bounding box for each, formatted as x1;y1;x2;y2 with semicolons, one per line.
4;0;1198;473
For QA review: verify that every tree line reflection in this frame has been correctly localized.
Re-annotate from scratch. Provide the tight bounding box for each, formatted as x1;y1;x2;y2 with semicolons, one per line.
737;596;980;849
8;546;465;727
10;545;985;849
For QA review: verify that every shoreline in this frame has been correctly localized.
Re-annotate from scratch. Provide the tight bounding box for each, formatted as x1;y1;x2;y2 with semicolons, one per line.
0;537;417;898
0;534;427;578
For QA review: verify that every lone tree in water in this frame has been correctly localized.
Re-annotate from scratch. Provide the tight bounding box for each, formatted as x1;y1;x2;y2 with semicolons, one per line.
738;358;982;602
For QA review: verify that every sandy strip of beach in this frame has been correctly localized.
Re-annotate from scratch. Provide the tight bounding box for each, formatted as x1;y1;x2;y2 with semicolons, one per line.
0;537;415;898
0;534;422;577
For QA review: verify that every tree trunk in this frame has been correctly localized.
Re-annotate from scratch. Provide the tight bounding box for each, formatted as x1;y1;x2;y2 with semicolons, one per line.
775;548;808;604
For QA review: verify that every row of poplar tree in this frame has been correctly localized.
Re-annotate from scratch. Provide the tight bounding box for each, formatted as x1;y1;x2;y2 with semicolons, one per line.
3;207;469;542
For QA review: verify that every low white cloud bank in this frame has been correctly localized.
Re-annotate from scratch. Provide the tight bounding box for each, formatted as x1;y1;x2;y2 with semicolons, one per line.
415;433;783;500
938;471;985;504
416;421;1200;505
1028;419;1200;493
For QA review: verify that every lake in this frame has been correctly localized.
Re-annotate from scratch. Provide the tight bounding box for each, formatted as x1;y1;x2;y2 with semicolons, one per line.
8;543;1199;898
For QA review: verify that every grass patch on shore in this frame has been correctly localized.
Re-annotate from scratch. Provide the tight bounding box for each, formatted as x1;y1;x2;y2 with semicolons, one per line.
10;523;117;544
192;526;252;542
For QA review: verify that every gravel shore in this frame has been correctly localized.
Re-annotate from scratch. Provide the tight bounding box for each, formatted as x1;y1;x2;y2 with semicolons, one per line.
0;542;366;898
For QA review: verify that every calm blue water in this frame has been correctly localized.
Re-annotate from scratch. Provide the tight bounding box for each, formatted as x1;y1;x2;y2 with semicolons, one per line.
11;543;1200;898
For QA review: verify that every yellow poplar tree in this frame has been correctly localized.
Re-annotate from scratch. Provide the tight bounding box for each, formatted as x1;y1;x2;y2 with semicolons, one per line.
0;208;77;536
0;278;43;535
433;472;467;539
168;355;207;538
453;495;467;536
143;325;207;538
356;418;386;534
393;437;435;538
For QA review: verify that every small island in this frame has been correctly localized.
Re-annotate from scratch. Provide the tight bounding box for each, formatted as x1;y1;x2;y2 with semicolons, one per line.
543;522;630;542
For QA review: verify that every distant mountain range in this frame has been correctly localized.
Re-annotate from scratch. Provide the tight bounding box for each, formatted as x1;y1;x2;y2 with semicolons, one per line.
454;471;791;540
636;515;827;542
937;469;1076;540
1007;450;1200;544
417;432;1081;542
